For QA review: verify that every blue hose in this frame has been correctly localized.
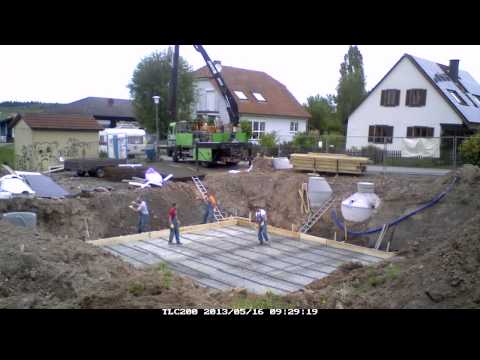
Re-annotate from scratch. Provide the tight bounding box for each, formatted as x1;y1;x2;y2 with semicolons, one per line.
331;176;458;237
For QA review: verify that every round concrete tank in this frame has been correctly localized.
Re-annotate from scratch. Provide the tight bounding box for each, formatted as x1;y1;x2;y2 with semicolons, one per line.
341;182;380;223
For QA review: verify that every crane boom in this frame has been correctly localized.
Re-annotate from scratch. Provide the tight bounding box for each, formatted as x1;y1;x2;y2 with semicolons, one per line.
192;45;240;127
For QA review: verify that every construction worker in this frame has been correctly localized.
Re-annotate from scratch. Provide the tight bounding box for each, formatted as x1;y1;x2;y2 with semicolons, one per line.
168;202;182;245
203;193;217;224
129;196;150;233
255;207;269;245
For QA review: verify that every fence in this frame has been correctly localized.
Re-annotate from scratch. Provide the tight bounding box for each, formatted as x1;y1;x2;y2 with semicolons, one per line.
251;135;472;169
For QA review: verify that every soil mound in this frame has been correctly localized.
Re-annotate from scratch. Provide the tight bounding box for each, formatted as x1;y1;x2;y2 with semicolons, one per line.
0;220;218;308
283;166;480;308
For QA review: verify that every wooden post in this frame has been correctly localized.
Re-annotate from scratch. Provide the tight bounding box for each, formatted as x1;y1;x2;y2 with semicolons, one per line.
343;222;348;242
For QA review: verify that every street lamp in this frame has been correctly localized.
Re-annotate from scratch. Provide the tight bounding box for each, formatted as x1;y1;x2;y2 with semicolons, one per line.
152;95;160;160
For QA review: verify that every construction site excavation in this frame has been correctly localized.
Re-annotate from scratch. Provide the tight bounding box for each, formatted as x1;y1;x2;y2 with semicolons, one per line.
1;154;479;309
3;44;480;312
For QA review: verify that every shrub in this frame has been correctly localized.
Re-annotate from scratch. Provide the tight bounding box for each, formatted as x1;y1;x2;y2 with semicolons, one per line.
320;134;345;151
259;131;278;149
460;133;480;166
292;132;317;150
239;120;252;139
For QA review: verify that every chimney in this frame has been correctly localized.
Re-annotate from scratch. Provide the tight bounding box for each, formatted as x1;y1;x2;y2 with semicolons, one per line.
213;60;222;72
449;59;459;82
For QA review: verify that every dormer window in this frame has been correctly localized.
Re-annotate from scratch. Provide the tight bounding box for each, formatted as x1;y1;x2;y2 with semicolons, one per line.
252;92;266;102
234;91;248;100
447;89;468;106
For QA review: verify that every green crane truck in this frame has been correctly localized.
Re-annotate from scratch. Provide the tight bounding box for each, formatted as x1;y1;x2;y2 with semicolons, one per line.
167;45;252;166
167;120;251;165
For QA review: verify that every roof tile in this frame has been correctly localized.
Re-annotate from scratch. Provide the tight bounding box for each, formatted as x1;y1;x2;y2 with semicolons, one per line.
12;113;104;131
193;66;310;119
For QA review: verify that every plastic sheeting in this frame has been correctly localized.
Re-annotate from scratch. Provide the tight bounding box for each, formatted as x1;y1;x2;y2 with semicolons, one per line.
401;138;440;158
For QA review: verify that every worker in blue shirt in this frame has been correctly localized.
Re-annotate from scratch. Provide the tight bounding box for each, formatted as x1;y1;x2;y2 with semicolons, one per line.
255;208;269;245
130;196;150;233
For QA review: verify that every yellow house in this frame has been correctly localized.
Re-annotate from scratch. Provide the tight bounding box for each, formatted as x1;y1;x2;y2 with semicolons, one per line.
10;113;103;171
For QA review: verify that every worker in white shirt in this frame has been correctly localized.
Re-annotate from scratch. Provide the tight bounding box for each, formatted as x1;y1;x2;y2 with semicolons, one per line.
255;208;269;245
129;196;150;233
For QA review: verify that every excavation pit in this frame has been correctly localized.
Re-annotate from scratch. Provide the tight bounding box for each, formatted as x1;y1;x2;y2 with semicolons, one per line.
89;218;393;295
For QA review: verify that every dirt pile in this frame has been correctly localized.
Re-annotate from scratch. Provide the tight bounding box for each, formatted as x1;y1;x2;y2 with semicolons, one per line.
251;157;274;173
0;181;204;240
204;170;309;229
281;166;480;308
0;220;219;308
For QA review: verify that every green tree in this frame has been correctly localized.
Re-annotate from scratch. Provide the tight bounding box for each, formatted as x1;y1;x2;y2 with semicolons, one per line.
128;47;195;137
336;45;367;134
303;94;342;134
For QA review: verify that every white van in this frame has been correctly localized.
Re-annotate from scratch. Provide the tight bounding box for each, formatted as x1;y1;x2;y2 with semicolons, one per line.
99;127;146;159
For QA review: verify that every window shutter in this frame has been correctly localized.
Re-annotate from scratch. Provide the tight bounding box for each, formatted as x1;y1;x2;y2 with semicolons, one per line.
406;90;411;106
395;90;400;106
428;128;434;137
368;126;374;142
407;127;413;137
421;89;427;106
380;90;386;106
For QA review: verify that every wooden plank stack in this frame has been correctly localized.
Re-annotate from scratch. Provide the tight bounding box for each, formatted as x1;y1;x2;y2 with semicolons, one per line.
290;153;370;175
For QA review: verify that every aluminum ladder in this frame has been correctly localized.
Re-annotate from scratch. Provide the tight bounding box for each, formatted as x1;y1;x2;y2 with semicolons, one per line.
299;196;336;233
191;176;225;221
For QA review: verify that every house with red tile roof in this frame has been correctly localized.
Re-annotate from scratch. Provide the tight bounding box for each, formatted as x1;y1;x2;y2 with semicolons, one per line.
193;63;310;143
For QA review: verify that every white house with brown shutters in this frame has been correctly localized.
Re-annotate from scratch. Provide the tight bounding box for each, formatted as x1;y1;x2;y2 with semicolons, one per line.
346;54;480;155
192;63;311;144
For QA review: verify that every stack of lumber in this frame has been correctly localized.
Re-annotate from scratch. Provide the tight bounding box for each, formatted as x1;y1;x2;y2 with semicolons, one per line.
290;153;370;175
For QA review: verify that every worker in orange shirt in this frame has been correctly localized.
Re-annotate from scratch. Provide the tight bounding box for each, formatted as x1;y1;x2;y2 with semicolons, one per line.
203;193;217;224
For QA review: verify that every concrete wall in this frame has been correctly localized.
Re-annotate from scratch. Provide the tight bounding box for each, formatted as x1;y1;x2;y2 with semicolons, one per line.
14;119;99;171
346;56;463;151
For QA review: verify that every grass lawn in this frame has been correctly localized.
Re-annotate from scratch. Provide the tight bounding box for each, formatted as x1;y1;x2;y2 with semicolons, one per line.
0;144;15;168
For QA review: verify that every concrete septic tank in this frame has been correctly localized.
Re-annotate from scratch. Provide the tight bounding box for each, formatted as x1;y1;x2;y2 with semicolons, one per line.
307;176;333;208
90;220;391;295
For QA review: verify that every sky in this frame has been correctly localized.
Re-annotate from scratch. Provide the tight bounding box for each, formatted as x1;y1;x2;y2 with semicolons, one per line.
1;45;480;105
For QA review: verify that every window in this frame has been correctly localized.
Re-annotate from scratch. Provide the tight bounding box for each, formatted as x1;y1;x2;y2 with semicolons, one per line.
380;89;400;107
99;135;107;145
251;120;266;139
406;126;434;138
368;125;393;144
406;89;427;107
447;89;468;106
252;92;266;102
290;121;299;133
234;91;248;100
206;90;217;111
128;136;144;145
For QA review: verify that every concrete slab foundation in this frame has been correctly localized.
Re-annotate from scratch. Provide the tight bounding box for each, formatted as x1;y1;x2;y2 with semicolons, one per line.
89;218;393;295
